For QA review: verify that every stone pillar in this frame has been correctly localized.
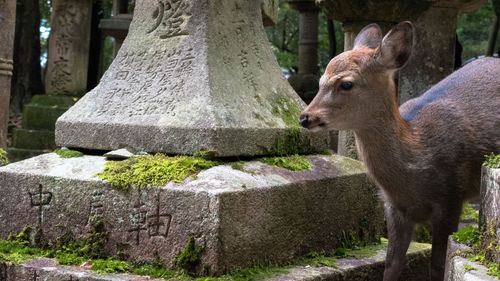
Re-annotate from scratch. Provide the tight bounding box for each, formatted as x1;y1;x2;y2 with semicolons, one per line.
56;0;328;156
45;0;92;96
288;0;320;104
0;0;16;147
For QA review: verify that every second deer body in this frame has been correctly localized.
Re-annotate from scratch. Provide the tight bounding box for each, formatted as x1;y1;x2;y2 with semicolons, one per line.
300;22;500;281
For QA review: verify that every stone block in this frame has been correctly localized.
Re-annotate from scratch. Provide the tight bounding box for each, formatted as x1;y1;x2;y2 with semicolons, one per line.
12;128;55;149
479;165;500;264
4;147;48;163
23;104;71;131
0;153;384;274
262;0;279;26
55;0;328;156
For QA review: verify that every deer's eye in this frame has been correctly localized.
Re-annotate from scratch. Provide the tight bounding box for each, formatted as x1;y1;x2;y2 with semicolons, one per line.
340;81;353;90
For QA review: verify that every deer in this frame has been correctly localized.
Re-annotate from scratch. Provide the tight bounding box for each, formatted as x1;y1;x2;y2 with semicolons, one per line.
299;21;500;281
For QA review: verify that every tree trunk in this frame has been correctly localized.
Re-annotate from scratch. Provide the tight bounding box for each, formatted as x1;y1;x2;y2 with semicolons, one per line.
10;0;45;116
327;19;336;59
486;15;499;57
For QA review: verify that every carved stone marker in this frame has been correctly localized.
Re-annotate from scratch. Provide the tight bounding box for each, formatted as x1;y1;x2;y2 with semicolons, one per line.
45;0;92;96
480;165;500;264
56;0;328;156
0;153;384;274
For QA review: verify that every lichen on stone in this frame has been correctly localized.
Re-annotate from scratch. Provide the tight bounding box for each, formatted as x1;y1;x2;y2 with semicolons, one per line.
270;127;313;156
97;154;218;190
271;97;302;128
0;148;8;166
54;148;84;158
259;155;312;171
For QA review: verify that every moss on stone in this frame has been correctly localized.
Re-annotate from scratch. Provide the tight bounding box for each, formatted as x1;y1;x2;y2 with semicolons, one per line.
484;153;500;168
193;150;219;160
173;237;205;276
271;98;302;128
54;148;84;158
270;128;313;156
321;149;333;156
259;155;312;171
229;161;245;171
97;154;219;190
463;264;477;272
0;148;8;166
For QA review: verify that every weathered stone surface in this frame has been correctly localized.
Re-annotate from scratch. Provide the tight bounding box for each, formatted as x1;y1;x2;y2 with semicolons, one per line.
12;129;56;149
262;0;279;26
45;0;92;96
445;238;497;281
0;153;383;274
0;0;16;147
55;0;328;156
479;165;500;264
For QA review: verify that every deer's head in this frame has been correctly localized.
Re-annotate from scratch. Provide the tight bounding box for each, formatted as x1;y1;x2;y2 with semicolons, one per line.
299;22;414;131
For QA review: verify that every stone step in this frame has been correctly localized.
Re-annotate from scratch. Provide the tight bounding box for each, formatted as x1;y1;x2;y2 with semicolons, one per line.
0;240;431;281
11;128;55;150
22;95;75;131
0;153;384;274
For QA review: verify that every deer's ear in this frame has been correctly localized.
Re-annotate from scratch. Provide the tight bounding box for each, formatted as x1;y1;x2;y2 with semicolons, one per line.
353;23;382;50
374;21;414;70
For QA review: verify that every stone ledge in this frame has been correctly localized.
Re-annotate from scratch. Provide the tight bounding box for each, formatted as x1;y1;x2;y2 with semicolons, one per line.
446;256;498;281
0;241;431;281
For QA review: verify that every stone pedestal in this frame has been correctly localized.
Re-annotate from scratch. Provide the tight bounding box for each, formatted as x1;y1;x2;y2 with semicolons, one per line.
45;0;92;96
56;0;328;156
0;153;384;274
0;0;16;147
479;165;500;264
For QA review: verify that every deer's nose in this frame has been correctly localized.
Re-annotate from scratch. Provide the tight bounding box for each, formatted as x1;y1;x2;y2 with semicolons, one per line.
299;114;309;128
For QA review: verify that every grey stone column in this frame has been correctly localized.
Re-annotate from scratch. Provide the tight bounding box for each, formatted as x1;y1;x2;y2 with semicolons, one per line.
288;0;320;104
0;0;16;147
45;0;92;96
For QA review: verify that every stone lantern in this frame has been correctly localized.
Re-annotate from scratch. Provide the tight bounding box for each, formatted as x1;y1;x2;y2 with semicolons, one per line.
316;0;485;158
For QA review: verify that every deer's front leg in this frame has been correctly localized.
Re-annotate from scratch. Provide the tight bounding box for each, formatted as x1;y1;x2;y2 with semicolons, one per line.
384;203;414;281
430;205;461;281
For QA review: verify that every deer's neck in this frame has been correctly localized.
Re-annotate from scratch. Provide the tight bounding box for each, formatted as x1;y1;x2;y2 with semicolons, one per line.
353;100;424;205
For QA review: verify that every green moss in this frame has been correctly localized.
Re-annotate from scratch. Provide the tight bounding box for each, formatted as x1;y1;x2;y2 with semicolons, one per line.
92;258;131;273
487;262;500;278
229;161;245;171
54;148;83;158
461;203;479;222
271;98;302;128
269;128;313;156
97;154;219;190
0;148;8;166
452;226;480;247
259;155;312;171
193;150;219;160
464;264;478;272
321;149;333;156
173;237;205;276
484;153;500;168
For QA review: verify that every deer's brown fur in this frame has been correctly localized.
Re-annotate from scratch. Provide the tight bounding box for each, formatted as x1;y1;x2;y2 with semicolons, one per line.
300;22;500;281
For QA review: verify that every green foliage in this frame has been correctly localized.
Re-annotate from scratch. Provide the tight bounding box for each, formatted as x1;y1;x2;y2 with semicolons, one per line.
414;224;432;244
229;161;245;171
92;258;131;273
97;154;219;190
172;237;205;276
464;264;478;272
193;150;219;160
0;240;53;264
54;148;84;158
321;149;333;156
487;262;500;278
457;0;499;60
461;203;479;222
0;148;8;166
484;153;500;168
452;226;480;247
259;155;312;171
